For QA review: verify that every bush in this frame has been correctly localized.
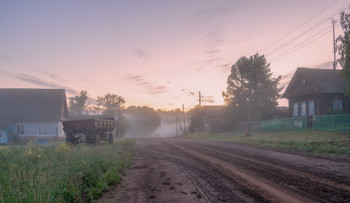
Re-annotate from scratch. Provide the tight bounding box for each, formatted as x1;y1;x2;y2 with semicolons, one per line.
0;140;134;202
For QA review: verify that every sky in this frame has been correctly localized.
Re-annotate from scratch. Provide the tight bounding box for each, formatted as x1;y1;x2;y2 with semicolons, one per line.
1;0;349;110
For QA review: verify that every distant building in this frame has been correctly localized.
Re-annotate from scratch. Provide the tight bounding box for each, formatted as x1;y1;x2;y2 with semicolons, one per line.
203;105;228;133
283;68;350;119
0;88;69;144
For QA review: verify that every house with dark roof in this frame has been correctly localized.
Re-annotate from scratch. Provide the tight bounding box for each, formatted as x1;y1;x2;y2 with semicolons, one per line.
203;105;228;133
283;68;349;120
0;89;69;143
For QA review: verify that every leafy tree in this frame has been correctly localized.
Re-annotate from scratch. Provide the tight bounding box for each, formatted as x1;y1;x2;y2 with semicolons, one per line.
96;93;126;115
222;54;281;124
337;7;350;96
69;90;89;116
125;106;161;136
95;93;128;136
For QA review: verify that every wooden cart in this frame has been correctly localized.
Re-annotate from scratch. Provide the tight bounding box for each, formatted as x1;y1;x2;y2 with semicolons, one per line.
63;119;115;145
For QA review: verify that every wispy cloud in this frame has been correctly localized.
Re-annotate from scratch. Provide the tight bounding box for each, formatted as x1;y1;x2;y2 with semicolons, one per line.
123;74;169;95
134;48;150;61
188;91;195;96
0;70;78;95
33;69;68;83
201;95;215;104
310;61;334;69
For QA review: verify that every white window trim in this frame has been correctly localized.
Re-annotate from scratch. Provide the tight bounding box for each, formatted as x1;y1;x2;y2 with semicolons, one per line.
301;102;306;116
16;124;24;135
38;124;48;136
293;103;298;117
308;101;315;116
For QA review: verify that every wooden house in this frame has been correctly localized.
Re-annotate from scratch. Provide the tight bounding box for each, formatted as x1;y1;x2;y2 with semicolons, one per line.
0;89;69;143
283;68;350;119
203;105;228;133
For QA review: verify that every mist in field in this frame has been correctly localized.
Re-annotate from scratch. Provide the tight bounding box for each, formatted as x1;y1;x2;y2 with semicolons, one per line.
124;111;188;137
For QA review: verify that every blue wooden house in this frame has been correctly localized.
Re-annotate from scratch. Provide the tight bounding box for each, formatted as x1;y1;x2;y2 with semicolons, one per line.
0;89;69;144
0;129;8;145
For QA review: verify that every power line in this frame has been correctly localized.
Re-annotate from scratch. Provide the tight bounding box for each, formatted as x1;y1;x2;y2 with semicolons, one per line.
269;25;336;63
260;0;338;53
266;3;349;58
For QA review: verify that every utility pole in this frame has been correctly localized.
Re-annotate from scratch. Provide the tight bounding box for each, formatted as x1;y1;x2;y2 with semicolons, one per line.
332;19;337;70
182;104;186;134
175;111;178;136
246;57;253;136
118;101;121;137
199;91;202;134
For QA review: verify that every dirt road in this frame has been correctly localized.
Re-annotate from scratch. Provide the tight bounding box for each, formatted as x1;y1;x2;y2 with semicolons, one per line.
99;138;350;203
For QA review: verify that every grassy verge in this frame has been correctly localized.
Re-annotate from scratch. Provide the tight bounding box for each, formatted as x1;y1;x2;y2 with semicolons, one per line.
185;131;350;156
0;138;136;202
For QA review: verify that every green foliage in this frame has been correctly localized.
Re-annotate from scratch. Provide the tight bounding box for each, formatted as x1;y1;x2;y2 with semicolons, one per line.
222;53;282;124
337;7;350;97
125;106;161;136
0;140;135;202
96;93;128;136
96;93;126;116
69;90;89;116
185;131;350;156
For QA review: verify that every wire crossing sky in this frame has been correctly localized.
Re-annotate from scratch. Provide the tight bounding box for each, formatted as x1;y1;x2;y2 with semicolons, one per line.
1;0;349;110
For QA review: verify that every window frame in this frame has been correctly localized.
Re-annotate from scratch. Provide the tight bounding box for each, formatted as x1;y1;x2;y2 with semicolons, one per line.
16;124;24;135
308;101;315;116
333;99;342;111
301;102;306;116
293;103;298;117
38;124;48;136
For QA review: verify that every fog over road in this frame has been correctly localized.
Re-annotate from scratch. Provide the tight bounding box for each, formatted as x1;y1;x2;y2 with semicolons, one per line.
99;138;350;203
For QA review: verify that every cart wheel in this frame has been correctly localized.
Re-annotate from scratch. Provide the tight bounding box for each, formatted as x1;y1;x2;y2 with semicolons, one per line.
95;134;101;146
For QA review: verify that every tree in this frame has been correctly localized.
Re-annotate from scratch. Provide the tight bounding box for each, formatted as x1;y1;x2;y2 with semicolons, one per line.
69;90;89;116
95;93;128;136
337;7;350;96
96;93;126;116
124;106;161;136
222;54;281;124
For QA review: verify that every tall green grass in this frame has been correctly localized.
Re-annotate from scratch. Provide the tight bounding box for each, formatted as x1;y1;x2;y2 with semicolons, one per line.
186;131;350;156
0;138;135;202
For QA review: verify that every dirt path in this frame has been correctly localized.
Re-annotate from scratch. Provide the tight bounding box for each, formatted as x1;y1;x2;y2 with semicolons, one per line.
98;138;350;203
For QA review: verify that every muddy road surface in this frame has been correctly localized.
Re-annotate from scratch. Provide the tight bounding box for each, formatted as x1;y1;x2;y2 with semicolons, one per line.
99;138;350;203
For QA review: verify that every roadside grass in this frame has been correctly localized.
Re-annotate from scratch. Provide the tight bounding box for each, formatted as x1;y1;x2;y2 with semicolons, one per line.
185;131;350;156
0;138;136;202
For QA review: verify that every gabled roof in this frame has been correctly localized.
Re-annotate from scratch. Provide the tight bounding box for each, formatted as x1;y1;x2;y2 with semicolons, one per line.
0;88;69;122
203;105;226;119
283;68;347;98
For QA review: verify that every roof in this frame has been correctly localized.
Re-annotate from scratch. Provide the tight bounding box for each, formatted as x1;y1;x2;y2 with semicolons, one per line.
0;88;69;122
203;105;226;119
283;68;347;98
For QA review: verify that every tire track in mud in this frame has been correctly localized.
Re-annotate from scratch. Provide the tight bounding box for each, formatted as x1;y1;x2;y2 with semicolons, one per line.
178;141;350;202
163;139;314;203
140;143;256;202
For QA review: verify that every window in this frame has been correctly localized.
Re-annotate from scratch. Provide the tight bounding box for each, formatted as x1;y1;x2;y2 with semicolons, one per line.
309;101;315;116
38;124;48;135
0;132;3;138
16;124;24;135
301;102;306;116
293;103;298;116
333;99;342;111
